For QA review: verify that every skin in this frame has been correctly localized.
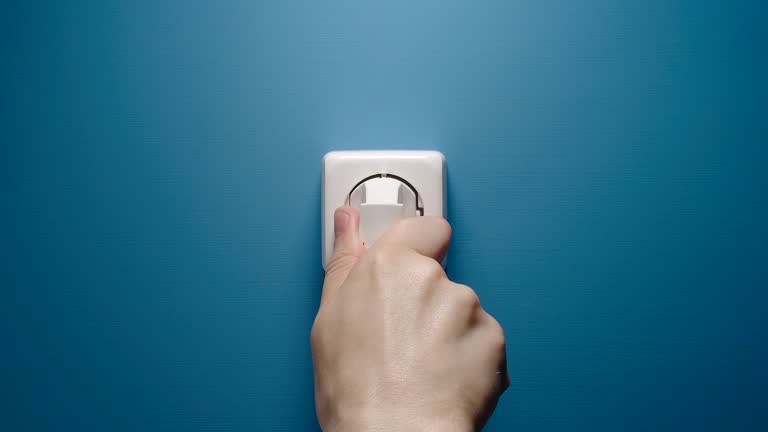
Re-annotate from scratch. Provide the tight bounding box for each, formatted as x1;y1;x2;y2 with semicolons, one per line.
311;206;510;431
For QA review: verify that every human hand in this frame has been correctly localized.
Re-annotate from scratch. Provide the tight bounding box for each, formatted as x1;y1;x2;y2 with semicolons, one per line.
311;206;509;431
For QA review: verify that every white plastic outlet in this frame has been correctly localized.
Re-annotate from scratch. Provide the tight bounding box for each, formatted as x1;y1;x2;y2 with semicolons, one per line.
322;150;446;269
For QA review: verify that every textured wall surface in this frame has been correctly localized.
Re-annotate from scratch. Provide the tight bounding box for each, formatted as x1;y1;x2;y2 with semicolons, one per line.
3;1;767;430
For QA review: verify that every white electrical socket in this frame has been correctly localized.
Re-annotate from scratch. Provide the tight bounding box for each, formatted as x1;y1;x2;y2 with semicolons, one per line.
322;150;446;269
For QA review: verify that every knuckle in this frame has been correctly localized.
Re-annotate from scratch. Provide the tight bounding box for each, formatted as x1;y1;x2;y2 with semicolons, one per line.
486;315;506;349
453;283;481;310
420;256;447;281
309;322;321;348
309;313;328;350
415;216;452;244
429;216;452;238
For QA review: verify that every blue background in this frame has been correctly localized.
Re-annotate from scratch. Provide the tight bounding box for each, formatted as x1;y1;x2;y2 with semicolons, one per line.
3;1;767;430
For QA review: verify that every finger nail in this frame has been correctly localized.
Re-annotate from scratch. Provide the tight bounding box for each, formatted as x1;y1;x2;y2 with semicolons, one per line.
334;209;350;238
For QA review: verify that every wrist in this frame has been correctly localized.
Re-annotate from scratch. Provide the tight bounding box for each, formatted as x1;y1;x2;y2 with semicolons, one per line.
325;410;473;432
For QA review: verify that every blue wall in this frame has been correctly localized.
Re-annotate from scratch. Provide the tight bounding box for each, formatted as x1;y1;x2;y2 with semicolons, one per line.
3;1;767;430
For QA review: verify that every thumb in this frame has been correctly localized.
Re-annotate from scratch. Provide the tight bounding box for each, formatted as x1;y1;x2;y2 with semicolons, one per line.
322;206;365;299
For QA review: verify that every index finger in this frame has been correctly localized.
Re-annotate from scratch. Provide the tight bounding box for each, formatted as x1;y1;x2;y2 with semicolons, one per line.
374;216;452;263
